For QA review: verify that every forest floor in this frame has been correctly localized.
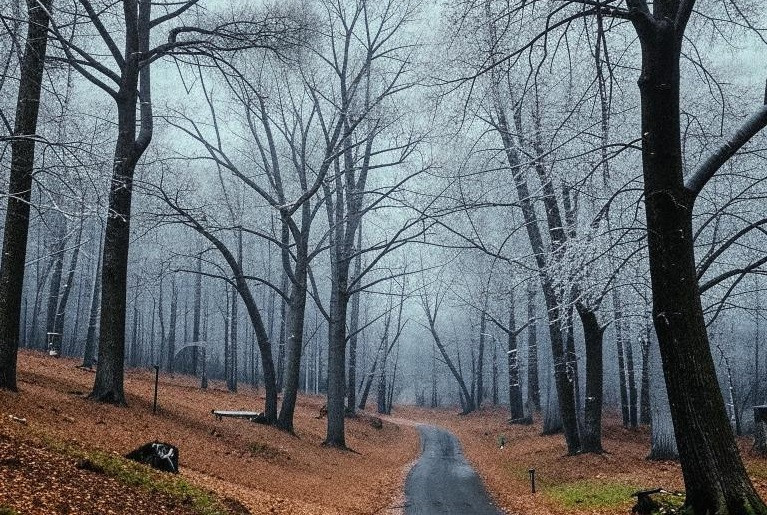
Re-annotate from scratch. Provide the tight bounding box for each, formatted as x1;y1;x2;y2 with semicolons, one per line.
0;350;419;514
393;405;767;514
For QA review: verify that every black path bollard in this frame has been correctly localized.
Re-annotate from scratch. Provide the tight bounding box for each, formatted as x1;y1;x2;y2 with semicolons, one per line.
529;468;536;493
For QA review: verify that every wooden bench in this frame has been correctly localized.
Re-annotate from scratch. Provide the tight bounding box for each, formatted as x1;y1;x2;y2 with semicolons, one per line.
211;410;266;423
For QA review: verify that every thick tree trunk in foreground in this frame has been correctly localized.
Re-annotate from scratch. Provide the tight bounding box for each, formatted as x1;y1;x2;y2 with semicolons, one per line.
578;305;604;453
637;20;765;512
0;0;52;390
90;0;153;404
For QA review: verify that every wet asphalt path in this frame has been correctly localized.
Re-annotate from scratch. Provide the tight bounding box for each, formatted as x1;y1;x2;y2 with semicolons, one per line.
404;425;504;515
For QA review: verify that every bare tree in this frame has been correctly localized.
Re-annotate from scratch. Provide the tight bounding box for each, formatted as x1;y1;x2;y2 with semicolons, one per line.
0;0;53;390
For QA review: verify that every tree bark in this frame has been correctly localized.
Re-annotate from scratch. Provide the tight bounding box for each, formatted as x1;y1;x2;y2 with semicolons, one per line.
507;293;526;423
476;313;486;409
635;18;765;512
82;233;103;369
613;293;630;426
578;305;604;453
166;278;178;374
276;219;309;432
54;217;84;356
526;283;540;411
90;0;153;404
0;0;53;389
346;225;363;414
44;213;66;356
640;321;651;425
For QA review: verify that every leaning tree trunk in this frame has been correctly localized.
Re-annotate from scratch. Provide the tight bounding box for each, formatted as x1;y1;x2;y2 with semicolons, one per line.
0;0;53;389
638;26;766;513
578;305;604;453
53;216;84;356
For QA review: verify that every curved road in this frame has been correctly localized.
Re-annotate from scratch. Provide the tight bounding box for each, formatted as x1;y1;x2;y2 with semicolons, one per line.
404;425;503;514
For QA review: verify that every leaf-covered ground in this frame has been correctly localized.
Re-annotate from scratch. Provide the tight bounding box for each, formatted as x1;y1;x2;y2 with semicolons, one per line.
0;350;419;514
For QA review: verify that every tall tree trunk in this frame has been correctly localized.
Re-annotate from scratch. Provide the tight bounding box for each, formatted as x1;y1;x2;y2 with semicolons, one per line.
492;336;498;405
44;212;66;356
325;271;350;447
578;305;604;453
493;99;580;453
166;278;178;374
157;273;165;368
637;24;765;512
191;256;202;378
613;293;630;426
626;329;638;428
276;245;309;432
526;283;540;411
54;210;85;356
476;313;486;409
129;282;139;368
376;351;387;415
82;234;103;369
276;270;288;392
230;291;238;391
640;322;652;425
508;293;526;423
0;0;52;389
90;0;153;405
346;224;363;414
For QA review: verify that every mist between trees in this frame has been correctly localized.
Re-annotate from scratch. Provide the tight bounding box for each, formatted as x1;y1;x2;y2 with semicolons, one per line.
1;0;767;512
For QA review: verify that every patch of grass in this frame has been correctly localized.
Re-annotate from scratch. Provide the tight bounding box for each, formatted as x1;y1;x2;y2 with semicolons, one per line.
0;504;19;515
545;479;638;509
653;491;686;514
40;437;233;515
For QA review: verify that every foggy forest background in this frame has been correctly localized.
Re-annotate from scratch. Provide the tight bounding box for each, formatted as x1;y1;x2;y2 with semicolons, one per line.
1;0;767;510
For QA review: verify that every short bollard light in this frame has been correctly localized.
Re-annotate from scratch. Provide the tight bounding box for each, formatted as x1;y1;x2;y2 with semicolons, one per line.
529;468;536;493
497;434;506;449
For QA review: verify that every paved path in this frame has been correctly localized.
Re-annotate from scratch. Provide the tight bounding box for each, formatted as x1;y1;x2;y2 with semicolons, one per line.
404;425;504;514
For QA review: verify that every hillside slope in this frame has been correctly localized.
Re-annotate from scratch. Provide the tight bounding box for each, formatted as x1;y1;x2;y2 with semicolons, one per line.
0;351;418;514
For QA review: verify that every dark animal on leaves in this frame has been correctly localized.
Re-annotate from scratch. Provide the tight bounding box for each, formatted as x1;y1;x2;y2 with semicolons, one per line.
125;442;179;473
